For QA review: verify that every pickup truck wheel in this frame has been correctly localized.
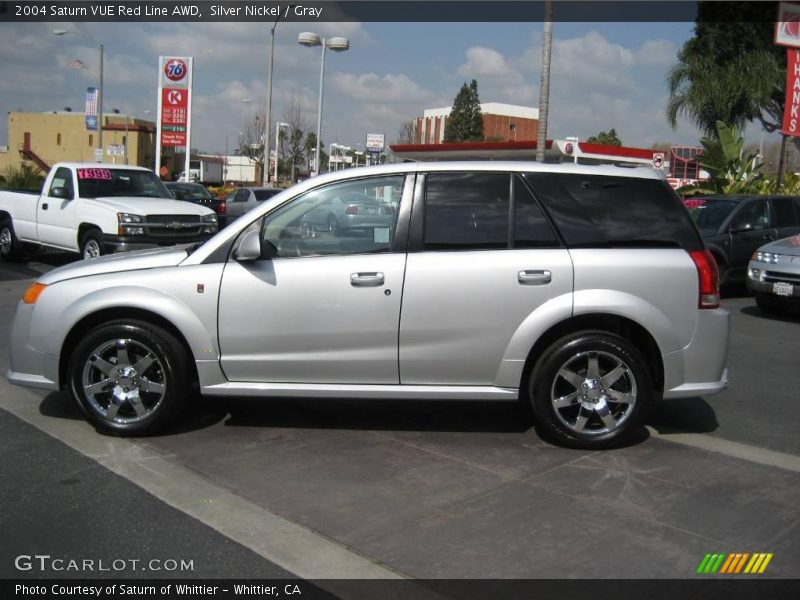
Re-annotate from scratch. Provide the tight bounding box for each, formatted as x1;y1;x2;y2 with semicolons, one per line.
80;230;104;260
0;218;21;261
529;332;652;449
68;320;191;436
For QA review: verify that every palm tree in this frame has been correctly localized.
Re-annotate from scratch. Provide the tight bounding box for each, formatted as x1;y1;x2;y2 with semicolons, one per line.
536;0;553;161
667;46;783;138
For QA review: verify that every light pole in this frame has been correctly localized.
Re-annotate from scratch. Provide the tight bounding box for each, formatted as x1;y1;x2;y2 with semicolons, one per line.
298;32;349;177
54;29;104;162
274;121;290;183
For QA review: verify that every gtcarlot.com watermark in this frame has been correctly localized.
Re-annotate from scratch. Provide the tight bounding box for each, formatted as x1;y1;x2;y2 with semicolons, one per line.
14;554;194;573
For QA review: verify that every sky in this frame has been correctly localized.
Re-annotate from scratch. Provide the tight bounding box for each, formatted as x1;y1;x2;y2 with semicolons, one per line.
0;17;723;156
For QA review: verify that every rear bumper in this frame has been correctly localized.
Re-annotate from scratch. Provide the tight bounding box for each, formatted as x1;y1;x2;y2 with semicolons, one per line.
662;308;730;399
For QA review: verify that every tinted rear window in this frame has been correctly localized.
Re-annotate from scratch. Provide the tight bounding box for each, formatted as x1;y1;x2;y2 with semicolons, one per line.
524;173;702;250
254;190;280;201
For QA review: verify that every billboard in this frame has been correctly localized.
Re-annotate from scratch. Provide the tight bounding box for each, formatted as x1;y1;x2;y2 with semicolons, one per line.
365;133;385;151
775;2;800;47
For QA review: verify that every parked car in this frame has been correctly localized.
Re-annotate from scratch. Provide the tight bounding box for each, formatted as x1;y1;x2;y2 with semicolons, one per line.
7;162;729;449
684;195;800;285
0;163;217;260
165;182;228;227
747;234;800;313
298;190;395;237
223;187;282;221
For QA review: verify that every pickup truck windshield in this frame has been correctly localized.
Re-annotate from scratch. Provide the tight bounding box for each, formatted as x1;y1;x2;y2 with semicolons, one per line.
76;168;172;199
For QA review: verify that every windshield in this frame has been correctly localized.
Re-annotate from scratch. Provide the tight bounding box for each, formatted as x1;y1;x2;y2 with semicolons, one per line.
77;168;172;199
684;197;739;231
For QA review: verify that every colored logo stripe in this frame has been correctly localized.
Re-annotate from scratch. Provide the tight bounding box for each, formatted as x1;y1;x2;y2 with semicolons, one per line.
697;553;773;574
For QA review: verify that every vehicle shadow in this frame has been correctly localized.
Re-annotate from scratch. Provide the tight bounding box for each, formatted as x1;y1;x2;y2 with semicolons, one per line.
647;396;719;434
223;397;536;433
38;391;229;435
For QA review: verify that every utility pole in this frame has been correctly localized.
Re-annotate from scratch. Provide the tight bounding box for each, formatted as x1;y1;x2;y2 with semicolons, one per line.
536;0;553;162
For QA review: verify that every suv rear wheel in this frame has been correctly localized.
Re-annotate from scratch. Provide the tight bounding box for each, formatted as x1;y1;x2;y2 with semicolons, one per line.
530;332;652;449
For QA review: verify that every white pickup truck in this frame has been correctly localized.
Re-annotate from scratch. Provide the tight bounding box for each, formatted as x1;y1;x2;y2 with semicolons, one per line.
0;163;218;260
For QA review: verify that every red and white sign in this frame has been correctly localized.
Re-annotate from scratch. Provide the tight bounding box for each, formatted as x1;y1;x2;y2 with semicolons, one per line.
156;56;193;157
776;2;800;47
782;49;800;136
652;152;665;169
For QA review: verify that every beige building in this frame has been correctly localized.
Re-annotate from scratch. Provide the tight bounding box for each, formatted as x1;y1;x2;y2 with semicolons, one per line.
0;111;161;175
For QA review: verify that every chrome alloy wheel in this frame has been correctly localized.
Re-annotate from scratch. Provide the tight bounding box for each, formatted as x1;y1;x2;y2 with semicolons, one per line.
550;350;637;436
83;239;101;259
81;338;166;424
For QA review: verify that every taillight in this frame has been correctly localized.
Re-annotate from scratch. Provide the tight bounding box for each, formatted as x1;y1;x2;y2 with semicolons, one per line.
689;249;720;309
345;205;359;215
218;202;226;214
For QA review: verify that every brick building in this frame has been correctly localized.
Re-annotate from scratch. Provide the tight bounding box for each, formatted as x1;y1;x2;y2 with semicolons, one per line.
413;102;539;145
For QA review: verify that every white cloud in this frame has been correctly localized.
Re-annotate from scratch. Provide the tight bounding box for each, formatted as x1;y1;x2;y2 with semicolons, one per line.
458;46;524;85
330;72;437;104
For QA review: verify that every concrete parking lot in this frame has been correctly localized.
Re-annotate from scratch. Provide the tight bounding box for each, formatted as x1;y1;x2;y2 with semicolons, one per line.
1;251;798;585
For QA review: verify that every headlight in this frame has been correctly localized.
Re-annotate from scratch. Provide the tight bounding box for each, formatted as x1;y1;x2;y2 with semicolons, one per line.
201;214;218;234
753;251;780;264
117;213;144;235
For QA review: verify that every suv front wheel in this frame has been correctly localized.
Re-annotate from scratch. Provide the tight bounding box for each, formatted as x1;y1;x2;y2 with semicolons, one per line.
530;332;652;449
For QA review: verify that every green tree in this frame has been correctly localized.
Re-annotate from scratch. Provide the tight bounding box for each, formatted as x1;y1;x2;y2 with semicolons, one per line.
679;121;765;195
666;2;784;137
444;79;484;142
586;128;622;146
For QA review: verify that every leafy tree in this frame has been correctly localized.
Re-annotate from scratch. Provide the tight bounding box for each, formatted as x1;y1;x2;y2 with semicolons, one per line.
396;120;416;144
679;121;764;195
667;2;784;137
586;128;622;146
0;165;45;191
444;79;484;142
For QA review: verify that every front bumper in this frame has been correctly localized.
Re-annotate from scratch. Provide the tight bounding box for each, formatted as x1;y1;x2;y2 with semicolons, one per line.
102;233;215;253
747;261;800;302
7;302;59;391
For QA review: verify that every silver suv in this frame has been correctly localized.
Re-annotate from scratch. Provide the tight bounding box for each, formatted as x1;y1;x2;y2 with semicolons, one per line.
7;162;729;449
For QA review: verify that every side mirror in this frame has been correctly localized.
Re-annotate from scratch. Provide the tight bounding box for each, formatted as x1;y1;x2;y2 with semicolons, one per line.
233;230;262;262
51;187;71;200
730;221;753;233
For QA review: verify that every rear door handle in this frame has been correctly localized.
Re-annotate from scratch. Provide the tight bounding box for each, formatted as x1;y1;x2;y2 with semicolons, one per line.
350;272;385;287
518;270;552;285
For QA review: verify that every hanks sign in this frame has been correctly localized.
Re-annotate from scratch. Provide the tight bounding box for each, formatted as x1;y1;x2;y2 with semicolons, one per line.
783;49;800;136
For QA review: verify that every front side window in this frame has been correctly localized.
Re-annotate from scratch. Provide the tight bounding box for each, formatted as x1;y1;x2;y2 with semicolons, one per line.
771;197;799;227
253;175;404;258
48;167;74;199
424;172;509;250
731;200;770;231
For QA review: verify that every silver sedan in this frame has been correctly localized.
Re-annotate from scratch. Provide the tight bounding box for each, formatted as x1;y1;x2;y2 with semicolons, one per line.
747;234;800;313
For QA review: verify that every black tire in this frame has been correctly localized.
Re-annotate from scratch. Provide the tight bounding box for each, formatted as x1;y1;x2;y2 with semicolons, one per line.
0;218;21;261
68;320;193;436
529;331;653;449
756;296;789;315
80;229;105;260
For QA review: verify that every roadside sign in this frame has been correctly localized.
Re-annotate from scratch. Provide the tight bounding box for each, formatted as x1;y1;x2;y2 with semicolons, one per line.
783;49;800;136
776;2;800;47
107;144;125;157
652;152;665;169
93;148;103;162
366;133;385;152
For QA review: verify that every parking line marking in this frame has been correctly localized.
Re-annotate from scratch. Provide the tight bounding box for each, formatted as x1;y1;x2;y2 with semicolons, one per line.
647;427;800;473
0;390;449;599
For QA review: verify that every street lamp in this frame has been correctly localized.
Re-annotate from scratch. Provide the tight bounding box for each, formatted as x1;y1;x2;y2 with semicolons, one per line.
54;29;104;162
274;121;290;183
298;32;349;176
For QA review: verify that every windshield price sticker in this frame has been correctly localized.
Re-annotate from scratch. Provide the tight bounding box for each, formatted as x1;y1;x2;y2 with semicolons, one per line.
77;168;113;180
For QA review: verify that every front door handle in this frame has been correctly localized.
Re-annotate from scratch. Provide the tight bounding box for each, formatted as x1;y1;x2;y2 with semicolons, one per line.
41;203;48;210
518;270;552;285
350;272;385;287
